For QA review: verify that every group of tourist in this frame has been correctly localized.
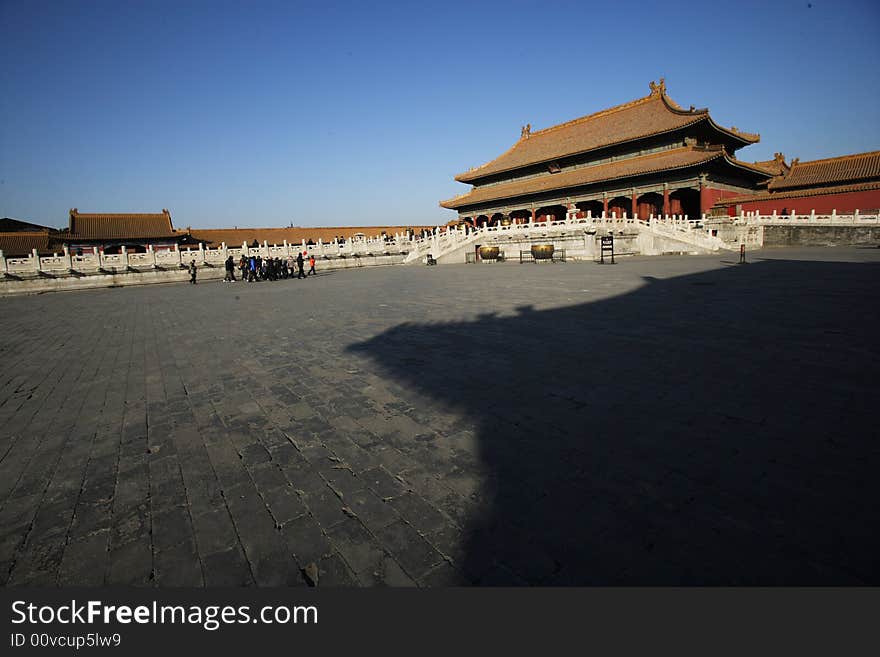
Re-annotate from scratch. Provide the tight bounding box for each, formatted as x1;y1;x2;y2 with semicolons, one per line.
221;252;316;282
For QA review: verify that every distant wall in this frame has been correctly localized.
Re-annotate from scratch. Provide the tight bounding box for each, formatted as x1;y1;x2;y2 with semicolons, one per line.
761;225;880;248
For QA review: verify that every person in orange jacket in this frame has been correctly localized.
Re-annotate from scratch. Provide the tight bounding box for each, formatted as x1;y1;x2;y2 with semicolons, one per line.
308;254;316;276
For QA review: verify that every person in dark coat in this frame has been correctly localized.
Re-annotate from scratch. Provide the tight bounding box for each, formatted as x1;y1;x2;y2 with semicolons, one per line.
189;260;197;284
296;251;305;279
224;255;235;282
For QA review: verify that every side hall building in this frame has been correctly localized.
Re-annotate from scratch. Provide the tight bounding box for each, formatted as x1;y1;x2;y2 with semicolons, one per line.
440;81;880;223
64;208;187;254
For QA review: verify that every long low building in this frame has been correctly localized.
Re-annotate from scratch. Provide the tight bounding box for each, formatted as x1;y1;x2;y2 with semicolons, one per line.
58;209;433;253
183;225;433;248
440;80;880;222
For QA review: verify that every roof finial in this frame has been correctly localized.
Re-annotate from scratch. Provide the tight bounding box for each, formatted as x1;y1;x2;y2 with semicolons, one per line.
521;123;531;139
649;78;666;96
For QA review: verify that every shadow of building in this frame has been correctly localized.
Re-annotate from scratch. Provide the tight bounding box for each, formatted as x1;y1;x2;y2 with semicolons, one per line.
349;258;880;584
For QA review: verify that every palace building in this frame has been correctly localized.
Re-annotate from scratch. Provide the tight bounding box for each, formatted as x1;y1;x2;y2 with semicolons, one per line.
64;208;186;254
440;81;880;223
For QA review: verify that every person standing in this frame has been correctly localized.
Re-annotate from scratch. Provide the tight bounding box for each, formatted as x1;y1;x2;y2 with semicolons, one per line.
296;251;305;279
189;260;197;284
224;255;235;282
308;254;316;276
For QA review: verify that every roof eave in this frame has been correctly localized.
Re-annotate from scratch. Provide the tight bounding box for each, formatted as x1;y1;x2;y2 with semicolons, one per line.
443;151;727;210
455;119;709;185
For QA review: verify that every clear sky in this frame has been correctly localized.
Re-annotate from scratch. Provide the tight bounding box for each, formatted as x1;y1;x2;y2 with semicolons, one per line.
1;0;878;229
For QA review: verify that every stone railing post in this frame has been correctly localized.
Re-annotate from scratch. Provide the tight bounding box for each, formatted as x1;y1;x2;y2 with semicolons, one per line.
0;249;6;275
119;245;128;268
197;241;205;264
854;209;860;221
148;244;156;268
173;242;182;267
33;248;41;274
221;241;228;259
62;245;72;270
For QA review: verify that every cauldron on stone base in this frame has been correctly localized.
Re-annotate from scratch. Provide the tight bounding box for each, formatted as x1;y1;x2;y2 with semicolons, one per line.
479;246;500;260
531;244;555;260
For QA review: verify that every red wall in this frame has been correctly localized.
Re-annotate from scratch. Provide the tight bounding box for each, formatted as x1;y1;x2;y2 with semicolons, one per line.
725;189;880;216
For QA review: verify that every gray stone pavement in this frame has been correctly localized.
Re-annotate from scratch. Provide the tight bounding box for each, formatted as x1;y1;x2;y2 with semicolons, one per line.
0;247;878;586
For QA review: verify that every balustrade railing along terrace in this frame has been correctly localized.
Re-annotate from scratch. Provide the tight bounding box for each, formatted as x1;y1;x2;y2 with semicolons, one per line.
2;210;878;277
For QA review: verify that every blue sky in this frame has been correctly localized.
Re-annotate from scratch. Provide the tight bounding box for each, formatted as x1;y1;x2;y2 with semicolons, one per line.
1;0;878;229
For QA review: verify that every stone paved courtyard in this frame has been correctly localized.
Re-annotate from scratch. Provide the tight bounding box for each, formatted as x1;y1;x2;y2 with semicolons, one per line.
1;247;878;586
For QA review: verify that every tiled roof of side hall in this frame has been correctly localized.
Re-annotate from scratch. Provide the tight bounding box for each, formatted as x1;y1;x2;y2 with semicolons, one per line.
455;84;759;183
0;231;66;257
68;209;177;240
184;225;435;247
441;147;769;210
713;180;880;206
768;150;880;191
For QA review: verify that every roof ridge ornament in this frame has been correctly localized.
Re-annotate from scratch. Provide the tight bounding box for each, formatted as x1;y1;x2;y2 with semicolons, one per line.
521;123;531;139
648;77;666;96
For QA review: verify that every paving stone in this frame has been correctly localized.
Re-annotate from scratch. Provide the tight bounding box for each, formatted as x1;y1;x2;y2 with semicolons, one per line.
343;488;401;530
154;537;203;586
280;514;333;565
326;519;389;584
373;520;445;580
360;466;407;498
202;546;254;586
191;508;240;556
300;485;349;529
387;492;450;534
152;506;195;552
106;538;153;586
314;551;359;587
261;485;308;525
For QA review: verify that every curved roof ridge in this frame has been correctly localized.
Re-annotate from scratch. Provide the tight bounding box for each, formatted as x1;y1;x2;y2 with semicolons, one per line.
530;93;658;138
792;149;880;166
724;153;776;175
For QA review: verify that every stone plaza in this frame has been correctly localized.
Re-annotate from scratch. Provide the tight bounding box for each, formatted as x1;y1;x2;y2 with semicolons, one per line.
0;246;878;586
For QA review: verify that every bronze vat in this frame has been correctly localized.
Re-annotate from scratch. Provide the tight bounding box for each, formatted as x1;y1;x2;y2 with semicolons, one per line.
531;244;555;260
479;246;500;260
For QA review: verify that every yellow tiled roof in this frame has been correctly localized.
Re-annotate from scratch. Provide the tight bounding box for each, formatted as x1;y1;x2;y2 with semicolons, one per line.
455;87;759;183
185;225;434;247
768;151;880;191
68;209;176;239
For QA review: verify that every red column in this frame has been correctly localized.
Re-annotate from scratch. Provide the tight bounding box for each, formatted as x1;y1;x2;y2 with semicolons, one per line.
602;197;608;215
663;187;670;217
699;180;710;217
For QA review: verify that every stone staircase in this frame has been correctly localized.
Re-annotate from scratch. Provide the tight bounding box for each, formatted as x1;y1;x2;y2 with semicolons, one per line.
639;217;735;252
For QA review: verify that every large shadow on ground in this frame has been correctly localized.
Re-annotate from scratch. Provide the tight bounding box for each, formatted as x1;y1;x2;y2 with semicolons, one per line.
349;258;880;584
